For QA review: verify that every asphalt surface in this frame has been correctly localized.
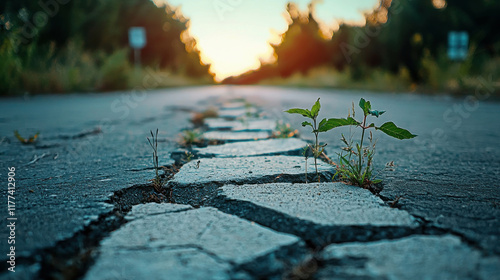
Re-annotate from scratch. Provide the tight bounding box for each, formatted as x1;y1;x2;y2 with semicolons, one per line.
0;86;499;276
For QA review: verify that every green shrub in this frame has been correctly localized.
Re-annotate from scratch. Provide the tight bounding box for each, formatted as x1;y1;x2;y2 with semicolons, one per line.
99;49;132;91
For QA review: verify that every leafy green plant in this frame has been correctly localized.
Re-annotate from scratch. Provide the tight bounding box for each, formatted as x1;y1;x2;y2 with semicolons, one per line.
147;129;163;192
331;98;417;189
285;98;337;182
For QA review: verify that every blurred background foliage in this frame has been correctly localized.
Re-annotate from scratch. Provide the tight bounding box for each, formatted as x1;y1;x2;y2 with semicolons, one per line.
0;0;212;94
224;0;500;95
1;0;499;95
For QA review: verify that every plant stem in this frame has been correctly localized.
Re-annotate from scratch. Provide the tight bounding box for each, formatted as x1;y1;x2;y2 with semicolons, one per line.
313;118;319;182
155;130;159;183
358;115;367;176
305;155;308;184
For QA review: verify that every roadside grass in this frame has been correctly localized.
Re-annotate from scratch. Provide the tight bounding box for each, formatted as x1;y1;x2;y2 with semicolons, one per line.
0;39;212;95
258;59;500;96
260;67;412;92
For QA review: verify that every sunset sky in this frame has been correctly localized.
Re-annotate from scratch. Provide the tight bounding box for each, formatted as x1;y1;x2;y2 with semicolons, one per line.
164;0;379;81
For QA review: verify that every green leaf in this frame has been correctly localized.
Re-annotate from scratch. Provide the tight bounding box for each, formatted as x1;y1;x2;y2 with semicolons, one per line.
339;154;355;169
311;98;320;118
318;118;327;128
376;122;417;140
318;117;360;132
359;98;365;110
284;108;311;118
301;121;313;128
359;98;371;116
369;110;385;117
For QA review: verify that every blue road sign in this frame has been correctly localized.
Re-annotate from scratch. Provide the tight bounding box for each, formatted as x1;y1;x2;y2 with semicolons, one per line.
129;27;146;49
448;31;468;61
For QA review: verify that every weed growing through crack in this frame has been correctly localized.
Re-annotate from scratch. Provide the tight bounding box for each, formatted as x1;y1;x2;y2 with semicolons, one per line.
184;151;194;163
244;101;259;118
147;129;163;193
14;130;40;144
191;107;218;127
332;98;417;189
337;127;380;189
272;121;299;138
285;98;339;182
286;97;416;187
178;129;205;147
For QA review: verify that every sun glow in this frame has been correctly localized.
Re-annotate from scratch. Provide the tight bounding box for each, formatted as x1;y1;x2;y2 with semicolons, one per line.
164;0;378;82
195;33;275;82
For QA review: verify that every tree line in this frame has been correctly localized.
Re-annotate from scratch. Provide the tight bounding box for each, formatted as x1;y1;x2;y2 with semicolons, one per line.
224;0;500;94
0;0;212;94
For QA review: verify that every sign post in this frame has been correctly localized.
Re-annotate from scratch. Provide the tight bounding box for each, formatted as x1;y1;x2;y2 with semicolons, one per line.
128;27;146;69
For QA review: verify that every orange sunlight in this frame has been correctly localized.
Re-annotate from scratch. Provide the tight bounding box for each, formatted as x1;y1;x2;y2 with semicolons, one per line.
196;35;275;82
163;0;379;82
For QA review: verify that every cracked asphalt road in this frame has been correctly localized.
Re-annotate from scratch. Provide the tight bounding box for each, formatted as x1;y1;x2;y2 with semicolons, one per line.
0;86;499;276
267;87;500;254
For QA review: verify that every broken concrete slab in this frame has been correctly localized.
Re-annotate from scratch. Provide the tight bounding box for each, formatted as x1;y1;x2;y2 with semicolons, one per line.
212;183;418;245
203;131;271;142
124;203;192;221
220;183;417;227
85;204;306;279
204;118;277;131
194;138;307;158
317;235;500;280
85;248;233;280
220;101;246;109
218;107;258;119
170;137;305;164
169;156;334;206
